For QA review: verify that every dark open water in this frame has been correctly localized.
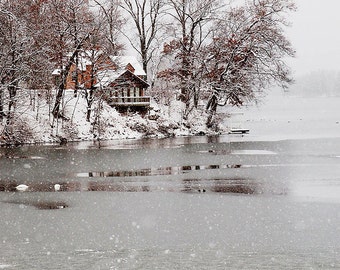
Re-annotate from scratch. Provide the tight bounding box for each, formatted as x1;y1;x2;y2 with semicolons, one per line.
1;135;340;269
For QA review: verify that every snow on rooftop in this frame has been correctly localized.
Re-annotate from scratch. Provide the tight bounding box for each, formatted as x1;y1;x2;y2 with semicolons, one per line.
94;69;123;88
52;52;145;78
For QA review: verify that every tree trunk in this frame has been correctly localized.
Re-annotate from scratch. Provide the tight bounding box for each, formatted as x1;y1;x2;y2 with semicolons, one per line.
6;83;17;125
206;93;218;128
141;46;148;77
86;61;96;122
52;70;67;118
194;86;199;108
0;88;4;121
74;49;79;97
52;35;89;118
86;88;94;122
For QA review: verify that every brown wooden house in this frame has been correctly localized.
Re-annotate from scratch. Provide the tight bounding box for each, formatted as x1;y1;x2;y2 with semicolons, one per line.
52;53;150;112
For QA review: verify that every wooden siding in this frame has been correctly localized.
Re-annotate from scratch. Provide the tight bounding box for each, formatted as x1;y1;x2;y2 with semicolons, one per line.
108;96;150;107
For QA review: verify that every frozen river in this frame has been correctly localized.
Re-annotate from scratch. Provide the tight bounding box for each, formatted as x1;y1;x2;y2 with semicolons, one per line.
1;93;340;269
1;134;340;269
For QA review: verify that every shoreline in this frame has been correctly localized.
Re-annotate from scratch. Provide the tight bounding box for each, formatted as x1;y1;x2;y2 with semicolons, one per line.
2;131;340;149
0;129;225;147
2;92;340;147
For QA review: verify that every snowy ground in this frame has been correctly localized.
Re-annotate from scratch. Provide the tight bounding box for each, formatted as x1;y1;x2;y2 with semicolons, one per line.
0;89;212;145
225;89;340;141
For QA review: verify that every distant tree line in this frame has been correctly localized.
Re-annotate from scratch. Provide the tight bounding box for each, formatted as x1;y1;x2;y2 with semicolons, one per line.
0;0;296;137
288;70;340;97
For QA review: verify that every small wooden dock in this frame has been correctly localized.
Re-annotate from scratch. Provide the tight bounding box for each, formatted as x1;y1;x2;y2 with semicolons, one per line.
228;112;249;134
229;128;250;134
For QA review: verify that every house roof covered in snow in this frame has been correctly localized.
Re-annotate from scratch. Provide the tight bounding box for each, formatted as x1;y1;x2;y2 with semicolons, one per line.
95;70;121;88
52;52;147;89
94;69;149;88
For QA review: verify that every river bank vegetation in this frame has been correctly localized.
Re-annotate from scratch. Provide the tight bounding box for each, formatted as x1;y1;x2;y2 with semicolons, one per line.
0;0;295;145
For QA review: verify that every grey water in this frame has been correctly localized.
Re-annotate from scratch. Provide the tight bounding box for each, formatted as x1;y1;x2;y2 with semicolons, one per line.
1;135;340;269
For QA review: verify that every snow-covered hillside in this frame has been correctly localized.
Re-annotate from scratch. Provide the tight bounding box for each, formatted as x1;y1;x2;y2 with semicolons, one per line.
0;89;221;145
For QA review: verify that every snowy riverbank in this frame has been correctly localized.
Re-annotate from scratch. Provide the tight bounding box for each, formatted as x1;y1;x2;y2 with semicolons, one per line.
0;89;223;145
2;88;339;146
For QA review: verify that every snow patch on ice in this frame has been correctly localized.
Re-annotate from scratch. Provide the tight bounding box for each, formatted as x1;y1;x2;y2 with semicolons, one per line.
231;150;277;155
0;264;13;269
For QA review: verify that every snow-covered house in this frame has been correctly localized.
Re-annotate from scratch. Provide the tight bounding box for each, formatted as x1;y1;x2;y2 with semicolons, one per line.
95;56;150;113
52;53;150;113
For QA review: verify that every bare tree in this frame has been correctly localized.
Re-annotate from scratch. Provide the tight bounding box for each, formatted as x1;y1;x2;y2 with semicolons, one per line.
75;0;126;122
23;0;52;91
120;0;165;78
68;0;94;97
204;0;296;127
93;0;125;55
159;0;219;118
0;0;53;144
47;0;94;118
79;48;103;122
0;0;31;124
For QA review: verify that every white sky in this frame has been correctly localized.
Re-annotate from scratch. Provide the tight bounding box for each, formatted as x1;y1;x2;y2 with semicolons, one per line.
287;0;340;76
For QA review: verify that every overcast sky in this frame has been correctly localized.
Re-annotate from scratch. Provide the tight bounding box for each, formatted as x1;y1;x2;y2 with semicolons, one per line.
287;0;340;76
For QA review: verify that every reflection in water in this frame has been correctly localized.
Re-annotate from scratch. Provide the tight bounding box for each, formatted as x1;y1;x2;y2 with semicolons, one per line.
211;182;257;194
181;178;259;194
88;181;150;192
1;155;45;160
0;177;285;196
78;163;242;178
0;180;17;192
85;178;264;195
181;178;288;195
87;178;262;194
3;200;68;210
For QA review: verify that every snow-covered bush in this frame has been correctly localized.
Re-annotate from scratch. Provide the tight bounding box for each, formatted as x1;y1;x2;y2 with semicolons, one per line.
1;117;34;145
